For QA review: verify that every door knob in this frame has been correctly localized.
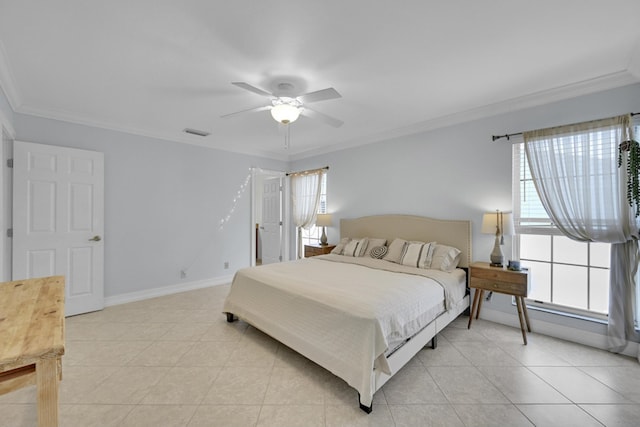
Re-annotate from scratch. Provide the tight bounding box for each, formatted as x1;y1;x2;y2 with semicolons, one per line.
89;235;102;242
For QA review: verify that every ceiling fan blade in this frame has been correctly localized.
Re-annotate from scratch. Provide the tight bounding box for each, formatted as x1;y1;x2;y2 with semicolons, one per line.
231;82;274;98
302;107;344;128
220;105;271;118
297;87;341;104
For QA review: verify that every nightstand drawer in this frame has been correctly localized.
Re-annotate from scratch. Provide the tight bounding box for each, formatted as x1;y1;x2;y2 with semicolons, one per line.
470;277;527;296
304;244;336;257
469;262;530;297
471;266;528;286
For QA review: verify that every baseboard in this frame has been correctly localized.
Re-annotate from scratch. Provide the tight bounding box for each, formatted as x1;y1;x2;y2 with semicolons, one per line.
104;275;233;307
479;307;639;358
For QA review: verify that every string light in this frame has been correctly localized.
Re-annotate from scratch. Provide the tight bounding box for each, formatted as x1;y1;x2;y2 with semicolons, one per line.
183;170;253;275
218;172;252;230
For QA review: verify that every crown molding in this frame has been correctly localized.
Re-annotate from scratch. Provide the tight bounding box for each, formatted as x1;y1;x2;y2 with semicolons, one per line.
0;108;15;138
15;103;290;162
290;69;640;161
2;37;637;164
12;66;640;164
0;41;289;161
628;38;640;80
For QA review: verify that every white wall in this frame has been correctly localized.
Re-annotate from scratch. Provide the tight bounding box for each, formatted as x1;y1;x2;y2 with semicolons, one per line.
291;83;640;343
13;113;287;299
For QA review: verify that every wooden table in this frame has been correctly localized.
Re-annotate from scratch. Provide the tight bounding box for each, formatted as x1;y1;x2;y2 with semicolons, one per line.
0;276;65;427
467;262;531;344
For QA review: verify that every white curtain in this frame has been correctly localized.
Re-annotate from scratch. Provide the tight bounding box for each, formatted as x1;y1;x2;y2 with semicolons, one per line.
524;114;640;356
290;169;324;259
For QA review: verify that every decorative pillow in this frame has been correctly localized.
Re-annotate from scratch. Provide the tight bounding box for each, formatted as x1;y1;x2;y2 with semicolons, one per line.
383;238;408;263
429;244;462;272
369;245;388;259
342;238;369;257
361;238;387;257
400;241;435;268
331;237;351;255
358;238;370;256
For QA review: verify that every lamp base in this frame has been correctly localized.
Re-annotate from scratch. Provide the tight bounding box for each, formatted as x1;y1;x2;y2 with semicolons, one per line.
489;235;504;268
320;227;328;246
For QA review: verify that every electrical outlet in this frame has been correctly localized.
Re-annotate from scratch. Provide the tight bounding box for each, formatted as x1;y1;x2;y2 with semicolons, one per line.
180;269;187;279
224;261;229;269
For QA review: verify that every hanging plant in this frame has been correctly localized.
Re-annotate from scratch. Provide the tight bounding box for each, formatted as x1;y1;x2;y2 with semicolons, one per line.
618;139;640;217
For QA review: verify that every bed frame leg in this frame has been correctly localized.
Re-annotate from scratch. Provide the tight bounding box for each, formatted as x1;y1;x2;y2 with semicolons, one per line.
225;312;235;323
431;334;438;349
358;394;372;414
359;402;372;414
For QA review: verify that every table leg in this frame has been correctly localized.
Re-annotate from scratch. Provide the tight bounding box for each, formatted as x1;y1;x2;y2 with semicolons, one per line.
36;358;59;427
521;297;532;332
468;289;481;329
475;290;484;319
515;297;528;345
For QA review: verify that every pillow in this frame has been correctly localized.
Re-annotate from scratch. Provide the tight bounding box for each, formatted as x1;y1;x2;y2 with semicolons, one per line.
383;238;408;263
356;238;370;256
331;237;351;255
369;245;388;259
429;244;462;272
400;241;435;268
361;238;387;257
342;238;369;257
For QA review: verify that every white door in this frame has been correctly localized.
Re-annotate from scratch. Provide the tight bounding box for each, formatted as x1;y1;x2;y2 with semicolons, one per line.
261;177;282;265
13;141;104;316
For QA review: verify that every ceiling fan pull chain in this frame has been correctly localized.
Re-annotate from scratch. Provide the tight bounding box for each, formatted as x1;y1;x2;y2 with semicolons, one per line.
284;125;290;150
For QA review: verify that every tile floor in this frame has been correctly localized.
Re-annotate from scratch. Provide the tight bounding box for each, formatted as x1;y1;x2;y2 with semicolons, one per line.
2;284;640;426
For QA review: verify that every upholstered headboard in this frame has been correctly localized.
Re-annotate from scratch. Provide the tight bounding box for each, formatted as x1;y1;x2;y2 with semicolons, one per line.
340;215;472;268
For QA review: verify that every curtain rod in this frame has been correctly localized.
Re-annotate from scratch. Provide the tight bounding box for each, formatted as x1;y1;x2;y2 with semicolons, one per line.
285;166;329;177
491;112;640;142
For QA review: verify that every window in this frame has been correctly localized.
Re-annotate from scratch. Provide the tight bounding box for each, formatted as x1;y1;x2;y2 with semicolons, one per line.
513;142;611;318
301;173;327;247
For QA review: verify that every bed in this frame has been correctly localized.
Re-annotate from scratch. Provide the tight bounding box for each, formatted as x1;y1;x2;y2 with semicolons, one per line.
223;214;471;412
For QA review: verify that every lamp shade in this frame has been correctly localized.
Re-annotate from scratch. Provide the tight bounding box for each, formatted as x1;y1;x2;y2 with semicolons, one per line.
481;211;514;235
270;103;301;124
315;213;333;227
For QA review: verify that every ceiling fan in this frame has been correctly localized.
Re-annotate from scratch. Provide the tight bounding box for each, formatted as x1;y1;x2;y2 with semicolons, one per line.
221;81;344;128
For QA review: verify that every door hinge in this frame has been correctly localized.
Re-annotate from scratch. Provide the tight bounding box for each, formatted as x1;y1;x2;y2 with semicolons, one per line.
279;255;283;261
6;228;13;238
279;221;283;226
6;159;13;168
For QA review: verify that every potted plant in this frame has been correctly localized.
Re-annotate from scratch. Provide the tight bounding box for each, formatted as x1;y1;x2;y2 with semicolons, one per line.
618;139;640;217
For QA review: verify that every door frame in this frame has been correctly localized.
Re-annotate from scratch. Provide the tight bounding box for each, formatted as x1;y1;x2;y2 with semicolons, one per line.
250;167;289;266
0;109;15;281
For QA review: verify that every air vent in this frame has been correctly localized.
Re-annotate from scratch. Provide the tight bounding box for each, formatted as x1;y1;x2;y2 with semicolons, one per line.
183;128;210;137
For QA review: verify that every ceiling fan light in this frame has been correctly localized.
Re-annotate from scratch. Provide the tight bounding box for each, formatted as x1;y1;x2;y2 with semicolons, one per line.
270;103;301;124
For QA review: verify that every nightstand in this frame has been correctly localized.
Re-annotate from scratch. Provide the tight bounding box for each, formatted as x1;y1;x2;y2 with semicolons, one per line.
468;262;531;344
304;244;336;258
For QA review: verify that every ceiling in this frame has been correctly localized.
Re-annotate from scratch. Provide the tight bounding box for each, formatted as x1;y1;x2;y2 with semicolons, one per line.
1;1;640;161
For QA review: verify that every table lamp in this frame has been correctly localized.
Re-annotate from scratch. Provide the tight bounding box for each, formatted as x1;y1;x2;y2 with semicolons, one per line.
481;210;514;267
315;214;333;246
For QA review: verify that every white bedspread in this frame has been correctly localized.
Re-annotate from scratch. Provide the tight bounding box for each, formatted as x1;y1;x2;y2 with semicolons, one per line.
222;255;466;406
